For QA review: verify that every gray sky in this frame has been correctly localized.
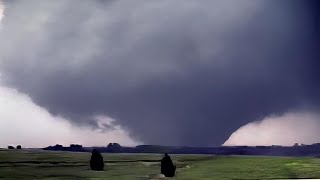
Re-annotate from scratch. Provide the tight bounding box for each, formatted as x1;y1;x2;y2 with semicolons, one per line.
0;0;319;147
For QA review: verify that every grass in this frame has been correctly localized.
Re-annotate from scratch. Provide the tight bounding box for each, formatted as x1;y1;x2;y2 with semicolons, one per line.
177;156;320;180
1;150;320;179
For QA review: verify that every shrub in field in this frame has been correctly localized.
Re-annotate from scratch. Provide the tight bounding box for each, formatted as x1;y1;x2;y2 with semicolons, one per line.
90;149;104;171
161;153;176;177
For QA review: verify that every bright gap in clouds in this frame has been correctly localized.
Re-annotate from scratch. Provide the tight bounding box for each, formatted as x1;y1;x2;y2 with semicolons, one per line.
0;85;140;148
224;111;320;146
0;1;3;23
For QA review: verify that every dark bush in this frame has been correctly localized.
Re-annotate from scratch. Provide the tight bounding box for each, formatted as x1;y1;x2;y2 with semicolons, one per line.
90;149;104;171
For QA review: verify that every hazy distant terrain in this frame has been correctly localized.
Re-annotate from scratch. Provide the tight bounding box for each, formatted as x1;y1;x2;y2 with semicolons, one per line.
1;150;320;179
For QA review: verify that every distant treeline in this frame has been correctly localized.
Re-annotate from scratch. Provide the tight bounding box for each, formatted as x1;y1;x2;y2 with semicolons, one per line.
42;143;320;157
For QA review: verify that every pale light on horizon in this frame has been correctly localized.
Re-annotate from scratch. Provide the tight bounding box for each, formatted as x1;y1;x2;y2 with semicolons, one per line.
0;85;140;148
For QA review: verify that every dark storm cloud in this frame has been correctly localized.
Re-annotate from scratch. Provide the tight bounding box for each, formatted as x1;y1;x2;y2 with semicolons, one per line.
0;0;319;146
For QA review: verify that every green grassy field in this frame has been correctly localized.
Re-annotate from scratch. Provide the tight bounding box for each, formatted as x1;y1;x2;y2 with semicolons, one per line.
1;150;320;179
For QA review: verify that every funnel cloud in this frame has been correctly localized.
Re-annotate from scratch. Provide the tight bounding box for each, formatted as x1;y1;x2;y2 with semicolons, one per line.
224;111;320;146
